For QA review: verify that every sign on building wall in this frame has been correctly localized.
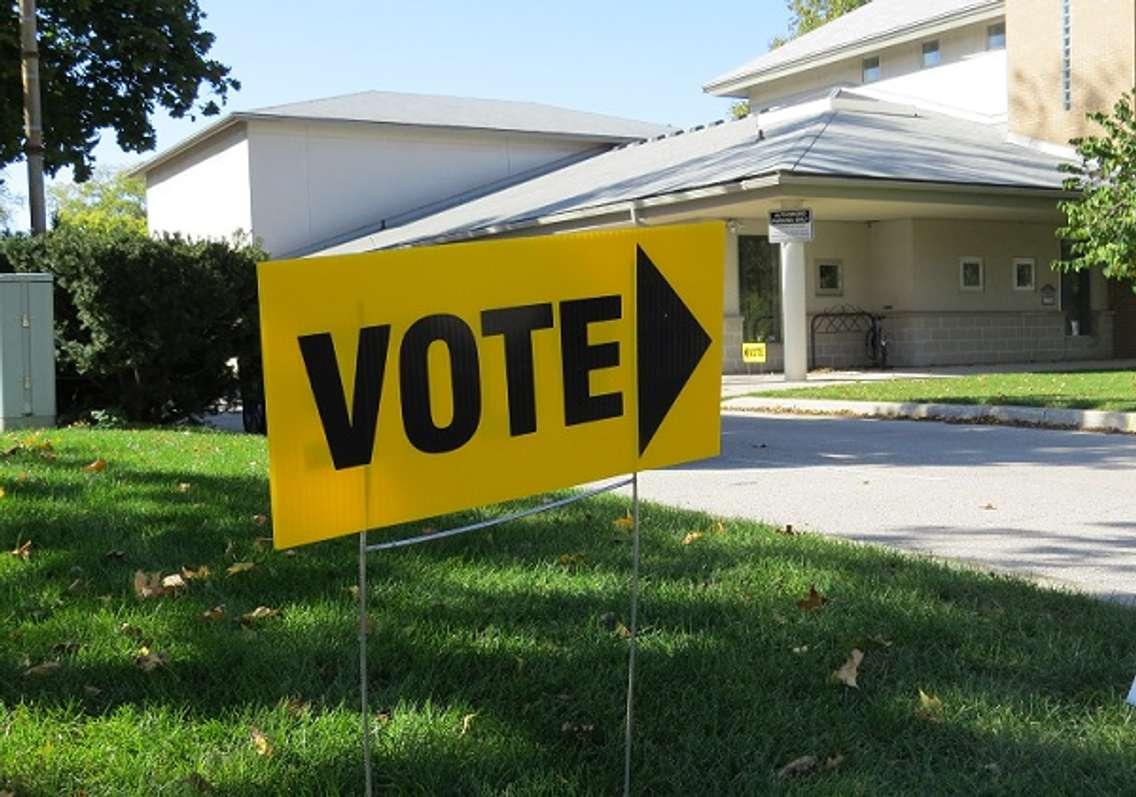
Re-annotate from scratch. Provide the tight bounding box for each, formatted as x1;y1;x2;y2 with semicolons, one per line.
768;209;813;243
258;222;725;548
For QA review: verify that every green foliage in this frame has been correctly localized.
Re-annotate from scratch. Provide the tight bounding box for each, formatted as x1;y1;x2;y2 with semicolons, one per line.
1057;91;1136;284
0;227;265;423
729;100;751;119
770;0;870;48
0;1;238;181
48;167;146;234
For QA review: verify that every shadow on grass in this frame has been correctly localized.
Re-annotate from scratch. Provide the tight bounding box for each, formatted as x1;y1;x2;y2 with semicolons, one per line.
3;438;1136;793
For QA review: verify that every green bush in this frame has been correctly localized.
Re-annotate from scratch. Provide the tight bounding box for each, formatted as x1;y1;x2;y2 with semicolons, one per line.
0;227;266;424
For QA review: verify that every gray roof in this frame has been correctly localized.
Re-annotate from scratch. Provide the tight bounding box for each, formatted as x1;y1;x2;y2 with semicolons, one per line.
704;0;1002;95
316;92;1071;256
251;90;673;141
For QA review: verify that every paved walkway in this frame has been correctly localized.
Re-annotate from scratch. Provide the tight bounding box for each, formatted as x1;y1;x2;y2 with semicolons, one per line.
633;411;1136;602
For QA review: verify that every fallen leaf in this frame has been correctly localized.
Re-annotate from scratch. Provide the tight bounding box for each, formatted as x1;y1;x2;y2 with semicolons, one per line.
82;458;107;473
981;503;997;510
252;514;268;526
776;755;818;780
226;561;255;576
201;605;226;621
22;660;61;678
917;689;944;722
791;645;809;654
712;520;726;534
250;727;273;757
345;585;360;601
83;685;102;697
612;514;634;530
241;606;279;624
823;754;845;771
134;646;168;672
283;697;310;716
9;539;31;560
796;586;828;611
118;622;144;639
0;486;6;499
160;573;187;590
870;635;893;648
459;712;477;736
180;565;210;580
176;482;192;493
2;443;20;456
614;622;633;639
104;549;126;561
133;570;167;599
832;648;864;688
682;531;704;545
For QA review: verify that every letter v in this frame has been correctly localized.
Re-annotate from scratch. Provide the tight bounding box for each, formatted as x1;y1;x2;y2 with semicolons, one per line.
298;326;391;470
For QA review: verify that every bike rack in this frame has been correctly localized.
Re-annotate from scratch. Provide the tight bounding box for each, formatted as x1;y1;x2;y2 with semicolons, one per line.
809;304;877;370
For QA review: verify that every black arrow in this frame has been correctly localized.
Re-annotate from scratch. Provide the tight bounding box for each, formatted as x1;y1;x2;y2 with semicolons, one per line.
636;244;712;455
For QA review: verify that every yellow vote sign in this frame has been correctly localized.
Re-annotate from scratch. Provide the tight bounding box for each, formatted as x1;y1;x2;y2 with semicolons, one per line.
259;222;724;548
742;342;767;364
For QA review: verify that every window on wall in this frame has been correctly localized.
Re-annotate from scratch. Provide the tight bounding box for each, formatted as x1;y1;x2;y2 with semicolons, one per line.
1013;258;1036;291
861;56;881;83
1061;0;1072;110
921;40;941;68
815;261;843;296
987;22;1006;50
960;257;985;291
738;235;781;342
1060;241;1092;334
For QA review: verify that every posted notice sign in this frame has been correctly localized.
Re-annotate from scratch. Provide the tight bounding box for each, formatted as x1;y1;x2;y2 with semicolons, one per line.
259;222;725;548
741;342;767;364
768;209;813;243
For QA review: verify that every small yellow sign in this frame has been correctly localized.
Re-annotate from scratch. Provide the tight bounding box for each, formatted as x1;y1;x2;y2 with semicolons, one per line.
742;342;767;364
259;222;725;548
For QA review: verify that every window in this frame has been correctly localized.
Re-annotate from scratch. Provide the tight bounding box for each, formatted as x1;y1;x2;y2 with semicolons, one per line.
861;56;881;83
815;261;843;296
921;40;941;68
960;257;984;291
1013;258;1036;291
1060;241;1092;334
987;22;1006;50
738;235;781;342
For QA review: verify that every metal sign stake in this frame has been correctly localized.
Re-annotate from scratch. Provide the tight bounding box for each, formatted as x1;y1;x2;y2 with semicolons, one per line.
623;472;641;797
359;529;373;797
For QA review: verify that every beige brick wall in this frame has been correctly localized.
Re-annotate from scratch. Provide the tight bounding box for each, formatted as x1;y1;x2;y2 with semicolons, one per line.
1007;0;1136;145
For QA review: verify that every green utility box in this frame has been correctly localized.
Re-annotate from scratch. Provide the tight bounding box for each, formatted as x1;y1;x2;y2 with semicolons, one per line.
0;273;55;430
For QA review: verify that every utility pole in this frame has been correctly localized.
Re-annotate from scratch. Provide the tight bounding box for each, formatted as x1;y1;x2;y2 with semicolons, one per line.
20;0;46;234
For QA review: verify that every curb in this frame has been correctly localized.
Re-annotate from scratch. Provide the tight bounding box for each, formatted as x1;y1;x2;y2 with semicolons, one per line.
720;396;1136;434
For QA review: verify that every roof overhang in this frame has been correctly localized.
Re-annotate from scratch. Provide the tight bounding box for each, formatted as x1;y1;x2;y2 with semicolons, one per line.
328;170;1072;255
703;1;1004;99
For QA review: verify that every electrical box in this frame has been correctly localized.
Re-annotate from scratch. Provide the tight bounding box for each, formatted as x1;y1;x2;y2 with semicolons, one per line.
0;273;55;430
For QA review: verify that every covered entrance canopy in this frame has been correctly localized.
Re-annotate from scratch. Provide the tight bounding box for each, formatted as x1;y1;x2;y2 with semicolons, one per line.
316;90;1114;377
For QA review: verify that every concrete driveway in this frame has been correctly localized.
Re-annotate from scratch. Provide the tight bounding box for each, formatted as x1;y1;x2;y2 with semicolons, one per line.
635;412;1136;602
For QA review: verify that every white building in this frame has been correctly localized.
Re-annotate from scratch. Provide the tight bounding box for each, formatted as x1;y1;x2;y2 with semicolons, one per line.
131;91;672;258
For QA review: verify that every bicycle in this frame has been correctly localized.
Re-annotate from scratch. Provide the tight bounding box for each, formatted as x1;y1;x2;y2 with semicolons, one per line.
865;313;888;368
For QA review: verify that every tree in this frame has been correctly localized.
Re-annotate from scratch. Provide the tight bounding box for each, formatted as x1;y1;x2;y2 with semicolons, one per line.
49;167;146;234
1056;91;1136;284
0;1;237;182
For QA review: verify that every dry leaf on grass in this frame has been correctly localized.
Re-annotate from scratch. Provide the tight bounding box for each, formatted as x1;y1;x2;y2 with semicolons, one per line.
611;514;634;530
681;531;704;545
9;540;31;560
104;549;126;561
917;689;944;722
796;586;828;611
175;482;192;493
250;727;273;757
241;606;279;625
134;646;168;672
180;565;210;581
614;622;633;639
133;570;168;599
82;458;107;473
823;754;845;771
226;561;255;576
0;486;6;500
459;712;477;736
0;789;15;797
791;645;809;654
776;755;817;780
253;536;275;551
832;648;864;688
201;605;226;621
160;573;187;591
252;514;268;526
981;503;997;510
22;660;61;678
118;622;144;640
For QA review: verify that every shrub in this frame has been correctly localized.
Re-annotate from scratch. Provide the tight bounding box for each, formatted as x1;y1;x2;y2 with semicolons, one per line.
0;227;266;424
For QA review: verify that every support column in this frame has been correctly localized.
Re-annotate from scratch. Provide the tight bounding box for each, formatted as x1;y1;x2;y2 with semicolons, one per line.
780;240;808;381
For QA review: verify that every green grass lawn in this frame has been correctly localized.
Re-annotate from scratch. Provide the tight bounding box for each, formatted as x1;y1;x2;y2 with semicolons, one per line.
3;428;1136;795
756;369;1136;412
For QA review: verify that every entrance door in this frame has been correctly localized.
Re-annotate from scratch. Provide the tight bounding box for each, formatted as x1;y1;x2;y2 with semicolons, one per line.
1111;279;1136;358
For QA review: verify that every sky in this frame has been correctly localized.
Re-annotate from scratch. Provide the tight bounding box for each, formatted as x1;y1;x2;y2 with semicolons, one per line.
3;1;791;229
